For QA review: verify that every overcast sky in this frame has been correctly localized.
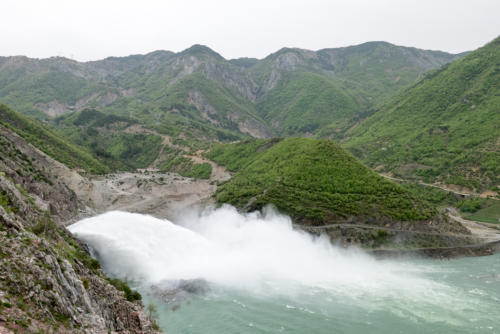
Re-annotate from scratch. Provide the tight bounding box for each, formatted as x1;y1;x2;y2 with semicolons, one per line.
1;0;499;61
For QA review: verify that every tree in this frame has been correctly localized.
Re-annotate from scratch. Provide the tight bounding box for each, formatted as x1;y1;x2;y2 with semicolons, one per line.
146;303;158;320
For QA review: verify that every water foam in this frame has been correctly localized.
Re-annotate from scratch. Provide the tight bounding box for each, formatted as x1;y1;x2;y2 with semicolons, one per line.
68;206;472;319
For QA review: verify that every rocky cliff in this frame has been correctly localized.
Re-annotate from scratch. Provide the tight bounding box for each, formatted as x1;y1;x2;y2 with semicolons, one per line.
0;124;160;333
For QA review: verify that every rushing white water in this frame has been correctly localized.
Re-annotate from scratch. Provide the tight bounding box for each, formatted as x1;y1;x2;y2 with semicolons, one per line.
68;207;499;332
71;208;455;300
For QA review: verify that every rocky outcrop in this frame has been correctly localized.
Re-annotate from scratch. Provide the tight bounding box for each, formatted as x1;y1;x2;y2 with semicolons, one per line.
0;127;160;333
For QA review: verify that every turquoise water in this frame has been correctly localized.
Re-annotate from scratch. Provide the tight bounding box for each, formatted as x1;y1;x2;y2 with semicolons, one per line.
69;210;500;334
144;254;500;334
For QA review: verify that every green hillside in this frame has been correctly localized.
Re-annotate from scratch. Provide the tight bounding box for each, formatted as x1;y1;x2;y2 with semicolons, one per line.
0;58;103;119
317;42;460;104
0;42;459;141
54;109;164;171
208;138;437;225
0;104;109;173
345;36;500;192
257;72;361;136
103;71;266;141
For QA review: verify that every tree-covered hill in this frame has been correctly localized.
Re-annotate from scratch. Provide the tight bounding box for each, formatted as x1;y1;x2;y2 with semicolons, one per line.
208;138;439;224
207;138;475;248
344;36;500;192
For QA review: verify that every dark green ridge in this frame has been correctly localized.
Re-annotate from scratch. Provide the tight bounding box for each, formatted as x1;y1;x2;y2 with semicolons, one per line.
344;36;500;192
207;138;438;225
0;104;109;174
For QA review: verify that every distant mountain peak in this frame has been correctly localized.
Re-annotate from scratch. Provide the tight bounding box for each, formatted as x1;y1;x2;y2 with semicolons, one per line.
265;47;310;60
180;44;224;60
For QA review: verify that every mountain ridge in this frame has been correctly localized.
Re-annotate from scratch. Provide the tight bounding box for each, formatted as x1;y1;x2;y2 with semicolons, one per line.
0;41;461;140
344;35;500;192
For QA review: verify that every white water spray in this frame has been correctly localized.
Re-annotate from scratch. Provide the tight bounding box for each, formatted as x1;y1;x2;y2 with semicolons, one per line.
69;207;461;301
68;206;496;330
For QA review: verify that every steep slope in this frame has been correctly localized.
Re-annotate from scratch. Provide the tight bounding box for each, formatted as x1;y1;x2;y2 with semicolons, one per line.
257;71;361;136
0;42;459;142
345;36;500;192
251;42;460;137
0;124;159;332
0;51;175;119
0;104;109;174
316;42;462;103
207;138;472;249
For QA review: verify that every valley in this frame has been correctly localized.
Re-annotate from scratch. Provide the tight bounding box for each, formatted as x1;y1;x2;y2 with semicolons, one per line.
0;35;499;333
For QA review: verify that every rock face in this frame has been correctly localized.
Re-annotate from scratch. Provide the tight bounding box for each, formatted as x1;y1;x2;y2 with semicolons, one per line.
0;126;160;333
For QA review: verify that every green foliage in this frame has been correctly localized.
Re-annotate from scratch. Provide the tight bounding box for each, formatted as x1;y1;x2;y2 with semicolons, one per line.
206;138;282;171
399;182;460;207
457;198;483;213
55;109;163;171
82;277;90;289
316;42;459;104
160;154;212;179
57;108;134;128
0;66;102;119
229;57;259;68
0;41;458;149
100;71;254;144
31;212;58;238
108;278;142;302
93;133;162;171
377;229;388;238
0;191;18;214
457;198;484;213
345;36;500;191
210;138;437;225
189;162;212;179
0;104;109;174
257;72;360;136
73;249;101;271
466;200;500;224
56;229;102;272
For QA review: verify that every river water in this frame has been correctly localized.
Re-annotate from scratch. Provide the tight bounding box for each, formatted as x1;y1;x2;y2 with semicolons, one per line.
68;208;500;334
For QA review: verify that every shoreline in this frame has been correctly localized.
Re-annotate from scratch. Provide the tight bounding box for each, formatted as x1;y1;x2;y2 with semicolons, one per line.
368;239;500;259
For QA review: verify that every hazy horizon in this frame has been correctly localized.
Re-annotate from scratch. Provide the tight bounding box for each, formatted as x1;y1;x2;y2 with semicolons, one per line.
1;0;499;61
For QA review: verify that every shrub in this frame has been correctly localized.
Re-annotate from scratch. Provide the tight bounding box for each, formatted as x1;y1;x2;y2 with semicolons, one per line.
108;278;142;302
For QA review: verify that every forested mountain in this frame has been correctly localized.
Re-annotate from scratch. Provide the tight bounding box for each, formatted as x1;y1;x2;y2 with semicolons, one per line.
344;36;500;192
0;42;459;141
3;37;497;193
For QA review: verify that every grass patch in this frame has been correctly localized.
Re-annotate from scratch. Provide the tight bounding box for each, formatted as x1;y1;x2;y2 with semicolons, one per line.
466;200;500;224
